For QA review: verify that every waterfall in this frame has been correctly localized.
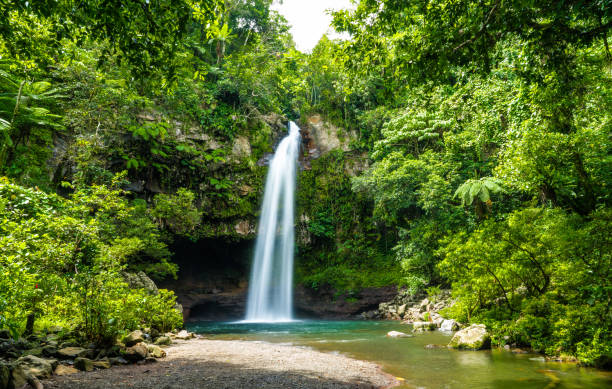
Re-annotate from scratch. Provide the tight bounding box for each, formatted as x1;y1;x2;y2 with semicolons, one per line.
245;121;301;322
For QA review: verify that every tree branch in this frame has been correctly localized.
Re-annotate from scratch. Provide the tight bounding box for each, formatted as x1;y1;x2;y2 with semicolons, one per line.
453;1;499;52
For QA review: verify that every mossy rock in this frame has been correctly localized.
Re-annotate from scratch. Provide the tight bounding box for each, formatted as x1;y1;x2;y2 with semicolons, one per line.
448;324;491;350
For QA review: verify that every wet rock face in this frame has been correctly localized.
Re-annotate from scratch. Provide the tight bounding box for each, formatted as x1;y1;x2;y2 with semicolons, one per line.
294;285;398;319
234;220;255;237
302;115;355;155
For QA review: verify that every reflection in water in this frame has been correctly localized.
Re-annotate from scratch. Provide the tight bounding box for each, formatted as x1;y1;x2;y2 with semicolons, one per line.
188;320;611;389
453;349;492;367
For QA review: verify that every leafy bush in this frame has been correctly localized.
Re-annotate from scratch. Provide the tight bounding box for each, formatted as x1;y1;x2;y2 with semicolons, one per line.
0;176;183;343
438;207;612;367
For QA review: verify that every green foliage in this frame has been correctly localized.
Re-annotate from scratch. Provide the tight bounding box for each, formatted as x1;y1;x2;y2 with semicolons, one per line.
0;0;221;81
151;188;201;237
438;208;611;367
0;66;64;186
455;177;503;206
0;176;182;342
297;151;403;291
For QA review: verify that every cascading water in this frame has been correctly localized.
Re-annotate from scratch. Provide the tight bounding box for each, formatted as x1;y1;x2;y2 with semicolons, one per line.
245;121;301;322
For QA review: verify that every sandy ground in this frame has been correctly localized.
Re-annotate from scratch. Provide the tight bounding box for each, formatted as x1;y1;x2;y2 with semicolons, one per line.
43;338;398;389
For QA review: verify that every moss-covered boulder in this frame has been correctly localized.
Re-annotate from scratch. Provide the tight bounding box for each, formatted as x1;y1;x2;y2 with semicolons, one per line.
74;357;94;372
154;336;171;346
448;324;491;350
122;330;144;347
122;343;148;362
147;344;167;358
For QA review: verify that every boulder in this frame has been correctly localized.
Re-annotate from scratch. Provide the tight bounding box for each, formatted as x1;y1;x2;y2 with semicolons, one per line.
42;345;58;357
92;360;111;369
109;357;129;366
147;345;167;358
12;355;56;388
74;357;94;372
440;319;460;332
413;321;437;332
122;330;145;347
386;331;412;338
123;343;148;362
448;324;491;350
57;346;88;358
22;347;43;357
154;336;172;346
54;364;79;376
174;330;193;340
0;362;9;389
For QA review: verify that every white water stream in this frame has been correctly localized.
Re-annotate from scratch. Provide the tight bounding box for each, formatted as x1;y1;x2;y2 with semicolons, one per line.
245;121;301;322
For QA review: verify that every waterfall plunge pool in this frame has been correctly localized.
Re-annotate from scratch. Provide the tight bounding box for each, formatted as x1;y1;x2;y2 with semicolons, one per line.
188;320;611;389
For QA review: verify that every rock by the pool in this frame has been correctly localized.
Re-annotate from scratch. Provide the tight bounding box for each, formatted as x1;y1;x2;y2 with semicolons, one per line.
122;330;145;347
57;346;88;358
147;344;167;358
11;355;57;388
440;319;459;332
54;364;79;376
412;321;437;331
0;361;9;389
174;330;194;340
154;335;172;346
386;331;412;338
122;343;148;362
448;324;491;350
92;359;111;369
74;357;94;372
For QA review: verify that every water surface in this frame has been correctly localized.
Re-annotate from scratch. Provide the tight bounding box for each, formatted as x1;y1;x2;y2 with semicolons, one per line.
188;320;611;389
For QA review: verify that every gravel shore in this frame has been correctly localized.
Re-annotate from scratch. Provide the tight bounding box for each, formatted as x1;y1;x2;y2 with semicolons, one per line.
43;338;398;389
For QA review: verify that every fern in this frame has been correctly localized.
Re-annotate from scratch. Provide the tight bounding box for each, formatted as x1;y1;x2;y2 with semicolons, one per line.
455;177;504;206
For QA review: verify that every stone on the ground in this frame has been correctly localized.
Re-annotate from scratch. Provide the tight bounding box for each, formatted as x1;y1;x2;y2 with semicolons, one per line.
42;344;58;357
74;357;94;372
109;357;129;365
58;346;88;358
122;330;144;347
154;336;172;346
12;355;56;388
174;330;193;340
92;359;111;369
440;319;459;332
23;347;43;357
0;361;9;389
54;364;79;376
413;321;437;331
448;324;491;350
123;343;148;362
147;344;167;358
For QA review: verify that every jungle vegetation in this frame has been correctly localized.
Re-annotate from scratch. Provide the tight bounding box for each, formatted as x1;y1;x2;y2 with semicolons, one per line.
0;0;610;368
